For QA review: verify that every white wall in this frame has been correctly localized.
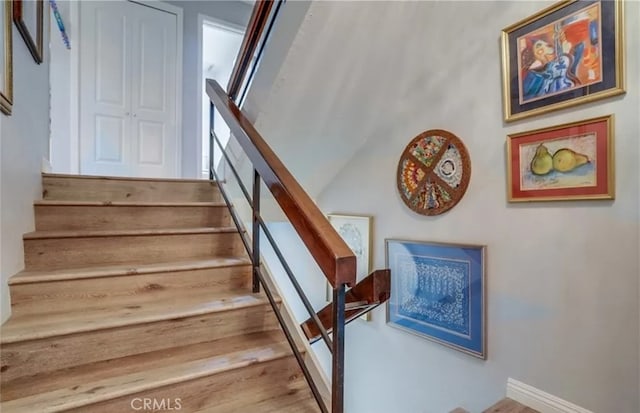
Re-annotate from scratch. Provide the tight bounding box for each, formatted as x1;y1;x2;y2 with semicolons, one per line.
246;1;640;412
240;0;311;123
49;0;77;174
201;21;244;176
637;30;640;412
245;0;391;198
164;0;252;178
1;5;51;323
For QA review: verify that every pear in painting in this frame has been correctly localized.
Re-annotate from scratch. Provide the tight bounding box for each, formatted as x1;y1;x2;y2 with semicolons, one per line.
552;148;590;173
530;144;553;176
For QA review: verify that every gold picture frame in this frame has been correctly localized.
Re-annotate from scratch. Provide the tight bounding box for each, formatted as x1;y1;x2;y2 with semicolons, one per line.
501;0;625;122
1;0;13;115
13;0;44;64
506;114;614;202
325;214;373;321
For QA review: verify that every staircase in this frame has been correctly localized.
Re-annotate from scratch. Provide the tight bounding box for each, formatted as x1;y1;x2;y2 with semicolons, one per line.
0;173;320;412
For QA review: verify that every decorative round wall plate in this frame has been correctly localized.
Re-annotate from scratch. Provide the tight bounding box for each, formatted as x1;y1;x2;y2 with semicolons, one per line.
397;129;471;216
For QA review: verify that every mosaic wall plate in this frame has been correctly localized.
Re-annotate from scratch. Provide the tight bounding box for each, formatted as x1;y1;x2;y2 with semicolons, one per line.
397;129;471;216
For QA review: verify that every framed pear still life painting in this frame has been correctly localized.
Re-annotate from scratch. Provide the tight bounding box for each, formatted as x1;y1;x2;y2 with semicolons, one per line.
507;115;614;202
501;0;625;122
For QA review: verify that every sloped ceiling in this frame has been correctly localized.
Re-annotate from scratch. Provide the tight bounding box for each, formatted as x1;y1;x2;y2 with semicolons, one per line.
243;1;440;198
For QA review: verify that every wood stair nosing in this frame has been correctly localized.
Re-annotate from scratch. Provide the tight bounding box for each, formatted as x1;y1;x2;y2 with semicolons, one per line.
34;200;228;207
9;257;252;285
1;331;288;401
8;263;254;316
23;226;239;240
1;292;279;344
1;296;282;383
41;173;221;184
0;332;299;413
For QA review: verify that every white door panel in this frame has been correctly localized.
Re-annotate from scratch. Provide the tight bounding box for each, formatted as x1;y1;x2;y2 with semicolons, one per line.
80;2;132;176
137;121;165;165
131;5;177;177
136;21;167;112
94;12;128;107
80;0;178;178
94;115;126;163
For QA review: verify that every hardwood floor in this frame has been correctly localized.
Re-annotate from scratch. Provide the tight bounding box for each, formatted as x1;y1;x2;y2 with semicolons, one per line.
0;173;320;413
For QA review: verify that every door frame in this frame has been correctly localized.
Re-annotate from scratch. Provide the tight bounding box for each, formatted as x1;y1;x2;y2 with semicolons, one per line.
56;0;183;176
197;14;245;178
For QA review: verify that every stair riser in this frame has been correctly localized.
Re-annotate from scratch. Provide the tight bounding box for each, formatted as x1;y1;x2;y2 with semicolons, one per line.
64;356;308;413
43;177;221;202
24;232;245;271
10;266;252;316
34;205;231;231
0;305;279;384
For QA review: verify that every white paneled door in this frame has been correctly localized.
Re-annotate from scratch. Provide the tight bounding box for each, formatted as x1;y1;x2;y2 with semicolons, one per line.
80;1;179;178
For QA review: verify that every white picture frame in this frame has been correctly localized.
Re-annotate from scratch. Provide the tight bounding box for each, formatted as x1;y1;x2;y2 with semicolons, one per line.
326;214;373;321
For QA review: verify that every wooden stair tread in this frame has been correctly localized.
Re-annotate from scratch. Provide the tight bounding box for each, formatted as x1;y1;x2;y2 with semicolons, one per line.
238;391;320;413
195;385;320;413
35;200;227;207
1;291;277;343
0;331;294;413
483;398;540;413
42;172;219;184
10;257;251;285
1;331;288;400
5;173;319;413
23;226;238;240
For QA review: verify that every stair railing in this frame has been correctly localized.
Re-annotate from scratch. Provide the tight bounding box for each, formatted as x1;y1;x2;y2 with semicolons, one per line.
226;0;282;104
207;79;356;413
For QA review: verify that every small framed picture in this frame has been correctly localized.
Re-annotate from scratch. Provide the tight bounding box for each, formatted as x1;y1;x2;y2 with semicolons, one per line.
1;0;13;115
326;214;372;321
507;115;614;202
501;0;624;121
13;0;44;64
386;239;486;359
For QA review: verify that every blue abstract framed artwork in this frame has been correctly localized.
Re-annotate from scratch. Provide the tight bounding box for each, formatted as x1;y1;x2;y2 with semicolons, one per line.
501;0;625;122
386;239;486;359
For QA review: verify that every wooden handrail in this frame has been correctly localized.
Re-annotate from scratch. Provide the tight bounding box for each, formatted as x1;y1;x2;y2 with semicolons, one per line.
227;0;275;101
207;79;356;288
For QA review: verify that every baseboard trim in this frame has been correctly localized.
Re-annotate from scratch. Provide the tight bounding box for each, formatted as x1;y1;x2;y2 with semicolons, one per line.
507;378;594;413
41;157;52;173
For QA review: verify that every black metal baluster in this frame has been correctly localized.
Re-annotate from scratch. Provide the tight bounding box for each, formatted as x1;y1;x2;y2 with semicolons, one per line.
209;102;215;181
332;283;346;413
252;169;261;293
